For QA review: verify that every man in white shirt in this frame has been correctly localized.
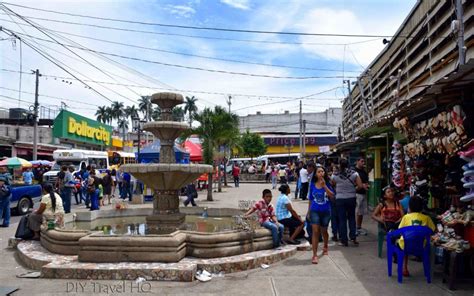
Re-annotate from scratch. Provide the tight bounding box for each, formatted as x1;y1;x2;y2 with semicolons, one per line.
299;164;309;200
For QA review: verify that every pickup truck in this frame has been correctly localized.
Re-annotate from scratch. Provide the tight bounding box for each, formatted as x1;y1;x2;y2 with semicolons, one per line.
9;184;43;215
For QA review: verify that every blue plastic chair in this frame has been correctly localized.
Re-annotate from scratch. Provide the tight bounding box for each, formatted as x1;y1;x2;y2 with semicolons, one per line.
386;225;433;283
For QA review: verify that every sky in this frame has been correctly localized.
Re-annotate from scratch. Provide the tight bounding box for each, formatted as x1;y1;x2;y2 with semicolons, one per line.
0;0;416;122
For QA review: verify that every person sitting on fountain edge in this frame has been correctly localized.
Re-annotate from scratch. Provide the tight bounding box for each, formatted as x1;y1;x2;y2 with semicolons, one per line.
244;189;284;248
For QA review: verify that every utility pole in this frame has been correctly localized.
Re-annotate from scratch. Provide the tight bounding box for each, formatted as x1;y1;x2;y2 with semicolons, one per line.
299;100;302;160
32;69;40;161
302;119;307;160
227;95;232;113
344;80;355;142
455;0;465;65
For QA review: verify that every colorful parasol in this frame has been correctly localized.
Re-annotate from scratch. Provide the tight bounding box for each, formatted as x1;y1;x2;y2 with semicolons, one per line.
0;157;32;168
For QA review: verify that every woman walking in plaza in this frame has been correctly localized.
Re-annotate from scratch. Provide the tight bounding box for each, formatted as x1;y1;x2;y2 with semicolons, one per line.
271;166;278;189
307;167;335;263
102;170;113;205
331;159;363;247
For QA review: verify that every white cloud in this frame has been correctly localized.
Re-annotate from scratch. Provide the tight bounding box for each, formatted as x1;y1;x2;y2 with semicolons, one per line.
220;0;250;10
165;5;196;18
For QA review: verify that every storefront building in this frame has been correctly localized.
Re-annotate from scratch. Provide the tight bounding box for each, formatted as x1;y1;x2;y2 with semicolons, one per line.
339;0;474;211
52;110;113;151
262;134;338;155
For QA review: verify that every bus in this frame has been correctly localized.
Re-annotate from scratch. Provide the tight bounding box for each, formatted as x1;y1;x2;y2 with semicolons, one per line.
43;149;110;185
108;151;137;169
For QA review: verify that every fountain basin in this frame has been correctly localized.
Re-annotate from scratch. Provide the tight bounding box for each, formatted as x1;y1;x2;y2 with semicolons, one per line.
39;207;273;263
121;163;213;190
142;121;189;142
151;92;184;109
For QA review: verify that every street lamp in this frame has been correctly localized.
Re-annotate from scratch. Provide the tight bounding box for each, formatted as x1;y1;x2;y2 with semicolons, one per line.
132;116;146;154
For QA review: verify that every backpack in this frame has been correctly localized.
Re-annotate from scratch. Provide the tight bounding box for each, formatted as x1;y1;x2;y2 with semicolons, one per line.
15;215;34;240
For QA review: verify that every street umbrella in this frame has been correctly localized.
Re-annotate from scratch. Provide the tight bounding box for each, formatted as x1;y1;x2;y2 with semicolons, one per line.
0;157;32;169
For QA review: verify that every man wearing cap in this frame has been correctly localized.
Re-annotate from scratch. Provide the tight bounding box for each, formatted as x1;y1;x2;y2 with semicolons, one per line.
0;176;12;227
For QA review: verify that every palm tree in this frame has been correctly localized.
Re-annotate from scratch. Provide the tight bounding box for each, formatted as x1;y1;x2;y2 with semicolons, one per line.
95;106;108;124
138;96;152;121
172;106;185;122
111;101;125;124
125;105;139;121
105;106;113;125
183;106;240;201
184;96;198;127
151;106;161;121
117;118;129;145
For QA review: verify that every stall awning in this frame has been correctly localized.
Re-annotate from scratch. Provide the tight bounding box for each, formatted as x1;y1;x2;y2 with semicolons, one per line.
184;141;202;162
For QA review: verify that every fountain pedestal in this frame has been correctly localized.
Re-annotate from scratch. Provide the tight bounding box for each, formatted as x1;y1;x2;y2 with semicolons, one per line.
146;189;185;234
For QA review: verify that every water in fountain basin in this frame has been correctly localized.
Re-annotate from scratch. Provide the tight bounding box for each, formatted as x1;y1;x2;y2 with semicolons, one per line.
65;215;260;235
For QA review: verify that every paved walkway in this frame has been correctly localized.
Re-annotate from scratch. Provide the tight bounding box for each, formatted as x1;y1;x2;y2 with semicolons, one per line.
0;183;473;295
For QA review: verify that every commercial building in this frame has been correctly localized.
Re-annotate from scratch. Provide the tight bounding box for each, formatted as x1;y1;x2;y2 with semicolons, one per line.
338;0;474;207
239;108;342;156
0;109;132;159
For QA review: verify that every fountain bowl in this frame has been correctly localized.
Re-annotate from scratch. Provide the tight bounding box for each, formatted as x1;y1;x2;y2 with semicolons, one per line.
121;163;213;190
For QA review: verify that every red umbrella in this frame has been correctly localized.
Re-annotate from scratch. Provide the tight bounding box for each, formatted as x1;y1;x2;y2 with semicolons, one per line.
184;141;203;162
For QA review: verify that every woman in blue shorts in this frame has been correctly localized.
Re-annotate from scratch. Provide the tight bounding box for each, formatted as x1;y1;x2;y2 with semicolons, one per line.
307;167;335;264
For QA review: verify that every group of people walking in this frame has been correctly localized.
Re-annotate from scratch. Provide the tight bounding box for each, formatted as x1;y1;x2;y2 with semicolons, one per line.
245;157;371;264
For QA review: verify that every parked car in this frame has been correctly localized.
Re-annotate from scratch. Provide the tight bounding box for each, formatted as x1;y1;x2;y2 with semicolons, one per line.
10;184;42;215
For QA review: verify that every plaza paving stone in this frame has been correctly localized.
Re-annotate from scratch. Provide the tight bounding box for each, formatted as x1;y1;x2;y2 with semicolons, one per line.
1;183;473;295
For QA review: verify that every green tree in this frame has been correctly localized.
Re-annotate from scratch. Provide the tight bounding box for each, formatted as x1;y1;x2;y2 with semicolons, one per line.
184;96;198;127
117;118;129;145
151;106;161;121
172;106;185;122
124;105;139;122
138;95;152;121
183;106;240;200
239;130;267;160
95;106;108;124
105;107;113;124
111;101;125;124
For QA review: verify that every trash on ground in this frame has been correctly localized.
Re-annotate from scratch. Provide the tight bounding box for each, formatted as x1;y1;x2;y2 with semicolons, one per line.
16;271;41;278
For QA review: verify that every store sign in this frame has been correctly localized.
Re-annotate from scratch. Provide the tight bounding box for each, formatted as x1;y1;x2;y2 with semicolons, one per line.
68;117;111;145
263;136;337;146
53;110;112;146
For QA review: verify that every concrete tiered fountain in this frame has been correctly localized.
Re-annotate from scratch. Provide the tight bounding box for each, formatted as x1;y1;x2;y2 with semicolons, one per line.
121;92;213;233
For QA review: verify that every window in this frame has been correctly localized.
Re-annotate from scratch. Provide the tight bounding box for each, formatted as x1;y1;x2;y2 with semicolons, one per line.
88;158;108;169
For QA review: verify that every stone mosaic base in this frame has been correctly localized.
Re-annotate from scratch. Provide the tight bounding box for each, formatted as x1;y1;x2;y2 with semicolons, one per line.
16;240;298;281
183;245;298;274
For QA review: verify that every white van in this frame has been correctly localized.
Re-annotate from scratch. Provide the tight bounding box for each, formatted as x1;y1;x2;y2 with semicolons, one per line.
43;149;109;185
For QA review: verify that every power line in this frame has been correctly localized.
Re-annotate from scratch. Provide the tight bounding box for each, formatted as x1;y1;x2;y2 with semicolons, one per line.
0;85;101;108
0;27;116;104
1;7;141;103
234;87;343;111
0;19;363;73
3;28;357;80
0;68;346;103
0;16;382;47
1;2;406;38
